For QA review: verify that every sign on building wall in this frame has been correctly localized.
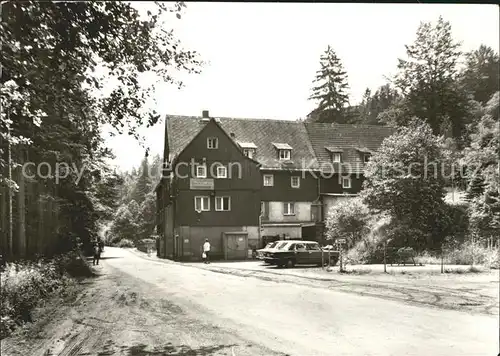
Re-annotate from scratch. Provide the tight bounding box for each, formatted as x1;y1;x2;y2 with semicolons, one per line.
190;178;214;190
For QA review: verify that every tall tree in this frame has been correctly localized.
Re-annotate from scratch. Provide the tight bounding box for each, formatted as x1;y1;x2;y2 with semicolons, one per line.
0;1;202;259
308;45;350;123
138;191;157;240
361;119;450;250
358;84;402;125
132;156;152;205
461;92;499;193
460;45;500;105
394;16;471;141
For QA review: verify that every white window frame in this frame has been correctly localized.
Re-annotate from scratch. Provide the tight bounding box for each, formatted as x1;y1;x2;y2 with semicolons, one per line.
215;196;231;211
196;164;207;178
342;177;351;189
207;137;218;149
283;202;295;216
263;174;274;187
332;153;341;163
216;165;227;178
364;154;371;163
194;196;210;211
243;148;255;159
291;176;300;188
279;149;291;160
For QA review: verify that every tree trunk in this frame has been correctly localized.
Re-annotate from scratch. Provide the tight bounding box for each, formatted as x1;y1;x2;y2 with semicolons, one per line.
38;193;44;256
17;154;26;258
7;124;13;259
0;186;7;259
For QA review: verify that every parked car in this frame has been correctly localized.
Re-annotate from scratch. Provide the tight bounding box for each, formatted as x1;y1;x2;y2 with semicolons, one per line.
263;240;339;268
260;241;292;263
256;242;278;260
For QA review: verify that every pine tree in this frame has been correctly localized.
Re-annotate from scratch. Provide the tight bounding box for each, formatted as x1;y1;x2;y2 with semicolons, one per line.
394;16;471;140
465;174;487;202
138;192;157;240
132;156;152;205
150;154;163;187
309;46;350;123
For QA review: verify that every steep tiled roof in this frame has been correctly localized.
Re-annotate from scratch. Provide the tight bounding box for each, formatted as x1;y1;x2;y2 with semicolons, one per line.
305;123;396;174
166;115;320;170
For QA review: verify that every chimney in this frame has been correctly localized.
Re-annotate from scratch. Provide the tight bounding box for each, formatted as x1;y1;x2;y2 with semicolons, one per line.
202;110;209;118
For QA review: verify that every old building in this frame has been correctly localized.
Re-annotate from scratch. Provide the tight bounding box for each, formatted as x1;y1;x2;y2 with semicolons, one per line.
156;112;261;261
207;117;322;246
305;122;396;243
156;111;395;261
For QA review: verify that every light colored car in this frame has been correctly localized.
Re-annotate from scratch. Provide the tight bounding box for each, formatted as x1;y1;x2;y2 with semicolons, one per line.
258;241;291;263
256;242;278;260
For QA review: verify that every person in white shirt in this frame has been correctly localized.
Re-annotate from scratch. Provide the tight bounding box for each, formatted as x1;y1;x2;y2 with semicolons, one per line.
202;238;211;264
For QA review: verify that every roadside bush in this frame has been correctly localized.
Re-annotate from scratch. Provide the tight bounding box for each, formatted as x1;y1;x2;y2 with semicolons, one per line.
344;241;372;265
116;238;134;248
446;241;498;267
413;242;498;268
0;258;77;339
414;251;442;265
53;250;94;278
325;198;370;249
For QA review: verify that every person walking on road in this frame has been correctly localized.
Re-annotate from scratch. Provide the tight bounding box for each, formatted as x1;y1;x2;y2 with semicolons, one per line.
202;238;211;264
93;238;103;266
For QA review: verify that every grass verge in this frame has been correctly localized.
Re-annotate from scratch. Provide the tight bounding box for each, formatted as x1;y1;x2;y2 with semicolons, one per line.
0;250;94;339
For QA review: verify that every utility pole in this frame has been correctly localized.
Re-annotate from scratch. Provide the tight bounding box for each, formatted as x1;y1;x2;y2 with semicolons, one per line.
471;232;475;267
383;240;387;273
339;244;343;272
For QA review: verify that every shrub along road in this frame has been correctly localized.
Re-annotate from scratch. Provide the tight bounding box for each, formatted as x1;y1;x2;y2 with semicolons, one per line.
1;247;498;356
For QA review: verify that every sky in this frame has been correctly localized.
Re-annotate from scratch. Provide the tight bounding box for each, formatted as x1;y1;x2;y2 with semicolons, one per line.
105;2;500;172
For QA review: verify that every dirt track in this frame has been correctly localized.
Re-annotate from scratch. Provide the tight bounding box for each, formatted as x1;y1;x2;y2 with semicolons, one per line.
1;257;283;356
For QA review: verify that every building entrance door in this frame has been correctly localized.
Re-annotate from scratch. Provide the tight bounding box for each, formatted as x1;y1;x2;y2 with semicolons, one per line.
223;232;248;260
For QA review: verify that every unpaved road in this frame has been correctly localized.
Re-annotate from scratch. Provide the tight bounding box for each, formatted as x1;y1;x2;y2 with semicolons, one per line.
187;260;500;316
2;247;499;356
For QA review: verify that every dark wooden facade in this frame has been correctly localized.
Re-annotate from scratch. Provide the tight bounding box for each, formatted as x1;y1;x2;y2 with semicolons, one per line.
319;174;364;195
157;119;261;261
260;170;319;202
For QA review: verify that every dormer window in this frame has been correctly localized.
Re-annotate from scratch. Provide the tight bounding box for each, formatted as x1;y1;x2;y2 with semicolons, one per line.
325;147;343;163
279;149;291;160
207;137;218;149
237;141;257;159
356;147;373;163
272;143;293;161
243;148;255;159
